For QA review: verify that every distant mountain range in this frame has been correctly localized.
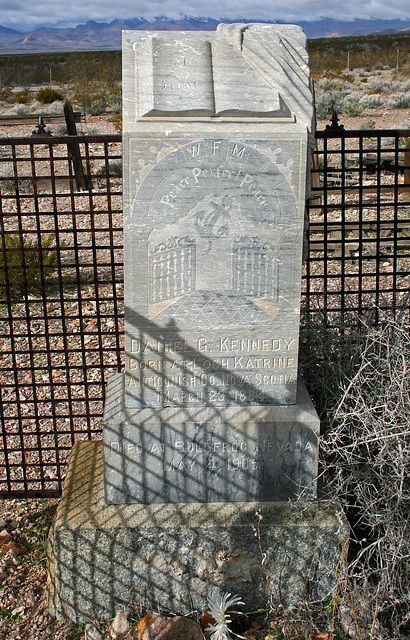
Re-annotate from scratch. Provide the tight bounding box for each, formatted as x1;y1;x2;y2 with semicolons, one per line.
1;17;410;54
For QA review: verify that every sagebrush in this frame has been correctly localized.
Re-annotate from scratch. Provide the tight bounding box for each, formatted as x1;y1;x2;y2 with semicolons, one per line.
300;307;410;638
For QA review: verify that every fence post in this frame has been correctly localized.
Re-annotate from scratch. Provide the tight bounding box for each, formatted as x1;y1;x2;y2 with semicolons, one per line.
64;100;88;191
402;137;410;202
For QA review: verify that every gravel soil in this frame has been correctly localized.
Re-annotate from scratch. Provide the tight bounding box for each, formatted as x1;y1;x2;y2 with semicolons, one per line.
0;498;69;640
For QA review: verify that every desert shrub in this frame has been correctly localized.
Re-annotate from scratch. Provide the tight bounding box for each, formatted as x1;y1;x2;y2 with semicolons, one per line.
27;99;63;115
45;100;64;114
72;81;120;115
51;123;68;136
393;79;410;93
359;118;376;130
52;123;99;136
96;159;122;177
387;92;410;109
359;94;384;108
108;112;122;133
316;78;343;92
0;85;13;103
300;310;410;637
299;308;358;419
107;82;122;111
0;232;58;299
309;33;410;76
324;317;410;635
7;103;29;115
72;81;109;115
51;123;92;136
393;63;410;82
315;90;345;119
13;89;31;104
67;52;121;115
36;87;64;104
81;124;99;136
321;69;340;80
369;80;393;93
343;102;364;116
342;95;365;116
28;100;42;113
340;72;355;83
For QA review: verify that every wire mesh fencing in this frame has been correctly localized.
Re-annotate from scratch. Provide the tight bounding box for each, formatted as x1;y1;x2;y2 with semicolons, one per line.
306;126;410;325
0;134;123;496
0;128;409;497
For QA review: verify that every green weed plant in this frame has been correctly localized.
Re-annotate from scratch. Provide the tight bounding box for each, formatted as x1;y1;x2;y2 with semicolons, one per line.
36;87;65;104
13;89;30;104
0;232;59;300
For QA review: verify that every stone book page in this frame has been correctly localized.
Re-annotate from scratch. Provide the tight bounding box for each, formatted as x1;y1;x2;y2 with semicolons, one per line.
136;37;215;116
212;39;289;118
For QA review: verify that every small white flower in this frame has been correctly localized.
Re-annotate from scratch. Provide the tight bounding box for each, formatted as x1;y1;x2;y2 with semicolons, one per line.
207;592;245;640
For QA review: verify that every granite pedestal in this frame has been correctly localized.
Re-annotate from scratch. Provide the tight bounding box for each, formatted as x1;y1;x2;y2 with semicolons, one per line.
48;441;347;622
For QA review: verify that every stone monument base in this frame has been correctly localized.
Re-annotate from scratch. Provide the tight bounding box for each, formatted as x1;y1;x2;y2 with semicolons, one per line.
48;441;348;622
103;375;321;504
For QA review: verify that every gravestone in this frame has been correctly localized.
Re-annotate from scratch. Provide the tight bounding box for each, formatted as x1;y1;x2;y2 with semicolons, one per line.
48;24;347;622
104;23;319;504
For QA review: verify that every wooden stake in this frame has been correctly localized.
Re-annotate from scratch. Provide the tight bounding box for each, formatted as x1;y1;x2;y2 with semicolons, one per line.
64;100;88;191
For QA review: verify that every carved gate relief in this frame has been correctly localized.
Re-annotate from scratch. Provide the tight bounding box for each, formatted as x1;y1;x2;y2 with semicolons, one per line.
131;138;296;327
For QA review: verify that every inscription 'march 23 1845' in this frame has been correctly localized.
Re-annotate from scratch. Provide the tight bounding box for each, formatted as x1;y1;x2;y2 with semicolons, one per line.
126;137;302;407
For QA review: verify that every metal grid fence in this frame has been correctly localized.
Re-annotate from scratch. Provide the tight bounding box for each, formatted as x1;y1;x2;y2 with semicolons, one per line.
0;135;123;496
306;126;410;323
0;128;409;497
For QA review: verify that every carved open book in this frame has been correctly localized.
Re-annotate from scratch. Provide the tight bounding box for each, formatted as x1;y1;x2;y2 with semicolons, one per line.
134;24;311;120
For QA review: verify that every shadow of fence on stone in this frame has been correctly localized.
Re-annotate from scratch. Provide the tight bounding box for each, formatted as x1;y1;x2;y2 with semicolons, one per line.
47;308;345;622
104;307;319;504
48;440;345;622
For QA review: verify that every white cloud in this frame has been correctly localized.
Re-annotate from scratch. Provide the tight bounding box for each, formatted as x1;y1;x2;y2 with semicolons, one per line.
1;0;410;32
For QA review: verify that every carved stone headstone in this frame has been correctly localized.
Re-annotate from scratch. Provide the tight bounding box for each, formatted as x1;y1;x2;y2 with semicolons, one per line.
48;25;348;623
103;23;318;503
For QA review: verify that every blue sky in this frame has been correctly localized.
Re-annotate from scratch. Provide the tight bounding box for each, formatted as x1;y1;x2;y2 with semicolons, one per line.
1;0;410;32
